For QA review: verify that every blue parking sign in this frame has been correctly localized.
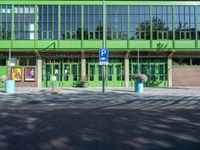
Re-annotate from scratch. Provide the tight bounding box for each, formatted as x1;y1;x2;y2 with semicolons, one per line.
99;48;109;65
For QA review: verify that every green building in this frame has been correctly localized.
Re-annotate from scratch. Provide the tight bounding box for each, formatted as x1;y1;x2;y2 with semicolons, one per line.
1;0;200;88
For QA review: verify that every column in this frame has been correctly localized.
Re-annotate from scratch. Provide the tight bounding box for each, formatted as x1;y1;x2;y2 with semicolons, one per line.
81;50;86;79
124;51;130;87
168;57;172;87
37;58;42;88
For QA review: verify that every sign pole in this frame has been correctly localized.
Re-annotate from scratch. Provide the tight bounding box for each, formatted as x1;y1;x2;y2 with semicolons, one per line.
102;0;105;93
8;48;11;78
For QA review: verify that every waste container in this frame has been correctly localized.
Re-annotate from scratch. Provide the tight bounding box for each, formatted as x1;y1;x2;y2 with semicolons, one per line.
134;79;143;93
5;80;15;94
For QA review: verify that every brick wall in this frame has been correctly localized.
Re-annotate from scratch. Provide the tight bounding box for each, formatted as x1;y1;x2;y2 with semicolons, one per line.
172;67;200;86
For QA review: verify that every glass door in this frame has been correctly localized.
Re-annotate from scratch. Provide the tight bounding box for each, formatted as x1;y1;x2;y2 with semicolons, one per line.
62;63;71;87
62;63;80;87
115;63;124;87
130;62;167;87
106;64;114;86
88;63;102;87
45;63;61;87
106;63;124;87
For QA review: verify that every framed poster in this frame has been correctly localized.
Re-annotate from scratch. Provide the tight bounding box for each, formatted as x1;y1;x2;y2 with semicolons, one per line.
24;67;35;81
11;67;22;81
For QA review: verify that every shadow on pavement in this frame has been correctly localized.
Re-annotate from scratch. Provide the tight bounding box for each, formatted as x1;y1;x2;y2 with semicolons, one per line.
0;107;200;150
0;91;200;110
0;91;200;150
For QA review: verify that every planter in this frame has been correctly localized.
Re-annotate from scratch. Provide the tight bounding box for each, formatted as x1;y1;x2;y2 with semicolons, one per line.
82;81;88;88
134;79;143;93
5;80;15;94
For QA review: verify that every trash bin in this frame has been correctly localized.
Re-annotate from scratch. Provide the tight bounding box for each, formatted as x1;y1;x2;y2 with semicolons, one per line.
5;80;15;94
134;79;143;93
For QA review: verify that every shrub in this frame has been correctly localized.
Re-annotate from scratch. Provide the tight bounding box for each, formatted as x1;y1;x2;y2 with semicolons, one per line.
131;74;148;82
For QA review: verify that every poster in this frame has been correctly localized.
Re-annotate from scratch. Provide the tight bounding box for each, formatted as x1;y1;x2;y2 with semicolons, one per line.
24;67;35;81
11;67;22;81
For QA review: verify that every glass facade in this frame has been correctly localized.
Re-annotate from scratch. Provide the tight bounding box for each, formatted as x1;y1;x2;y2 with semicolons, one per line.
14;5;35;40
84;5;102;40
152;6;173;40
107;6;128;40
38;5;58;40
61;5;81;40
130;6;150;40
0;5;12;40
197;6;200;40
0;4;200;41
175;6;195;40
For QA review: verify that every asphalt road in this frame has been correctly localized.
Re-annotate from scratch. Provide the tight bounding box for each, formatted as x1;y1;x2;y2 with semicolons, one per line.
0;87;200;150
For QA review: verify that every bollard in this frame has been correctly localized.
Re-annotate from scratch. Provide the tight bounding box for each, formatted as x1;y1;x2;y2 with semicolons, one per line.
134;79;143;93
5;80;15;94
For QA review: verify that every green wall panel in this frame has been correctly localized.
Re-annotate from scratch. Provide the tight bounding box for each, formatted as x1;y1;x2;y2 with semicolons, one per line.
1;1;200;6
60;41;81;49
0;66;7;88
12;41;35;49
106;41;127;48
82;41;101;49
152;40;173;49
197;41;200;48
129;41;150;49
175;41;196;49
0;41;12;49
35;41;58;49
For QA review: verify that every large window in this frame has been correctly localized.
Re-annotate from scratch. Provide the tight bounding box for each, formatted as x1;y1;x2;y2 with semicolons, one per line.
0;59;6;66
130;6;150;40
197;6;200;40
175;6;195;40
84;5;102;40
19;57;36;66
0;5;12;40
14;5;35;40
107;6;128;40
38;5;58;40
61;5;81;40
152;6;172;40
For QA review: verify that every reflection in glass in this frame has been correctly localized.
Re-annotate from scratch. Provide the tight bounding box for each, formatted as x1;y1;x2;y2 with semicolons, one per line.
61;5;82;40
72;64;78;81
89;65;95;81
116;65;121;81
38;5;58;40
64;64;70;81
107;6;128;40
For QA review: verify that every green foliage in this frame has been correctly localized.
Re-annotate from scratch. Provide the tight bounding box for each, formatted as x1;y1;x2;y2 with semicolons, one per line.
72;81;82;87
131;74;148;82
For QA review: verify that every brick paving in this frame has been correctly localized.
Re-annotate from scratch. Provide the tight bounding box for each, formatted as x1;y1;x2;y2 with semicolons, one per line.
0;87;200;150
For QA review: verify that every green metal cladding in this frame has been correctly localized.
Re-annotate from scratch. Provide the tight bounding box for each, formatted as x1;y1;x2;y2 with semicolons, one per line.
1;1;200;50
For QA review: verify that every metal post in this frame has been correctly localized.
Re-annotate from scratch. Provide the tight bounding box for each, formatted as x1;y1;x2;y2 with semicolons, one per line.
137;49;140;74
102;0;106;93
8;48;11;78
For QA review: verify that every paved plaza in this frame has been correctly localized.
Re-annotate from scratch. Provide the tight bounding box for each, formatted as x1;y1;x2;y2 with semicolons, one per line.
0;87;200;150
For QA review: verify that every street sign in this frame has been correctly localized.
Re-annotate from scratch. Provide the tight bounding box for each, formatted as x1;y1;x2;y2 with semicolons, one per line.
99;48;109;65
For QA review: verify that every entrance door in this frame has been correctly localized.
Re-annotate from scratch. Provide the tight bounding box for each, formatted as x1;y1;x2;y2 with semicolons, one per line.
62;63;81;87
130;62;167;87
87;63;124;87
88;63;102;87
45;63;61;87
71;63;81;87
62;63;71;87
61;63;81;87
106;63;124;87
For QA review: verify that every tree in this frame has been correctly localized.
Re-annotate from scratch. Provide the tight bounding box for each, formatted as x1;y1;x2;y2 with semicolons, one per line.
131;17;172;40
